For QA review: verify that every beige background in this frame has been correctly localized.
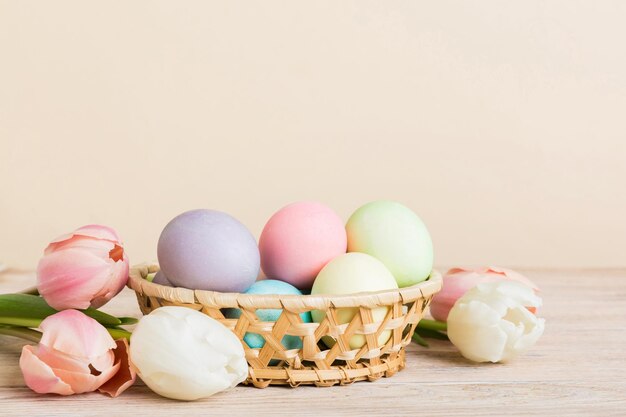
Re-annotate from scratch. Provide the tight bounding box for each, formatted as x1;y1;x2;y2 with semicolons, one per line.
1;1;625;270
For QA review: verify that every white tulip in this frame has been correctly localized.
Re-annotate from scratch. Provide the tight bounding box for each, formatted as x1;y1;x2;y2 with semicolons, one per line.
447;281;545;363
130;306;248;400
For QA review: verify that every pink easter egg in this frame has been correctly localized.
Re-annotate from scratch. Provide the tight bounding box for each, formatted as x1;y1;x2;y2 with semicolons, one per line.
259;202;347;290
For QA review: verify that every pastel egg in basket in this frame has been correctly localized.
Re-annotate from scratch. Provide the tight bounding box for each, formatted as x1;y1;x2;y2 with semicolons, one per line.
128;264;442;388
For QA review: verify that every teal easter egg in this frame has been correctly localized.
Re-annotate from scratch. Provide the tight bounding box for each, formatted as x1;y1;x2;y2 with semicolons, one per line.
311;252;398;349
346;200;433;287
224;280;311;350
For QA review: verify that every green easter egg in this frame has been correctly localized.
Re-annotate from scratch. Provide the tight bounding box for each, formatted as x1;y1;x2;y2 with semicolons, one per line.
346;200;433;287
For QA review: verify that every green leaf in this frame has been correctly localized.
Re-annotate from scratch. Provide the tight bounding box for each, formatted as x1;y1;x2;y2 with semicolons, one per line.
0;294;121;326
0;294;57;320
0;317;43;328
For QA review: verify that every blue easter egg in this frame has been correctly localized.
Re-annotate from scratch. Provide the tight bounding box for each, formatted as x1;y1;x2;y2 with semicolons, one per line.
224;280;312;350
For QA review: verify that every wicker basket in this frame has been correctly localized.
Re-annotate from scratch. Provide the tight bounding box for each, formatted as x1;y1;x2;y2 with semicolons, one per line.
128;264;442;388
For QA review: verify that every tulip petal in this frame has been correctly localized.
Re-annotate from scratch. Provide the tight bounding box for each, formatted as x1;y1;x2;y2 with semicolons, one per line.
90;351;116;373
470;281;542;317
48;225;121;247
130;306;247;401
447;300;508;362
491;281;542;308
19;345;74;395
52;360;120;394
73;225;121;242
512;317;545;356
35;343;115;381
89;253;129;309
98;339;137;397
40;310;116;360
446;266;539;291
45;232;118;255
39;224;129;310
447;281;545;363
37;247;122;310
500;305;545;361
45;230;122;264
431;272;504;321
484;266;540;291
33;344;92;373
431;266;540;321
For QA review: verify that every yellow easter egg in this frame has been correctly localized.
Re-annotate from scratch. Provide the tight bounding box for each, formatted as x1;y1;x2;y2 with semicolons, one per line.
311;253;398;349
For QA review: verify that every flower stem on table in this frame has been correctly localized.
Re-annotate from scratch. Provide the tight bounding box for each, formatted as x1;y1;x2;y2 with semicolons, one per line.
415;328;449;341
412;319;449;347
412;332;429;347
0;293;136;342
417;319;447;332
0;325;42;343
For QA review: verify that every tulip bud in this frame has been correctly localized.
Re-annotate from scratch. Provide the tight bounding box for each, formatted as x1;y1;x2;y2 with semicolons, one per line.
19;310;135;396
447;281;545;363
37;225;130;310
129;306;248;401
430;266;538;321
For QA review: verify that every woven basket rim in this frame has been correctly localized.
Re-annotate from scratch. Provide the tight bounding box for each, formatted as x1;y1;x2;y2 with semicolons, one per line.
128;263;442;309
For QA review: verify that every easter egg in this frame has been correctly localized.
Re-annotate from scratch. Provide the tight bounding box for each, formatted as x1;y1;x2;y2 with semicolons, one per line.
346;200;433;287
152;271;172;287
311;253;398;349
259;202;347;290
224;280;312;350
157;209;260;292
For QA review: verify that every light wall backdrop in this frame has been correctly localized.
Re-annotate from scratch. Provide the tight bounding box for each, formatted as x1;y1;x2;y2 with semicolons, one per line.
1;1;625;269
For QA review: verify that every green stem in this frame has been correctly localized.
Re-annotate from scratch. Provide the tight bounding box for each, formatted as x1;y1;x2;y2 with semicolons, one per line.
0;325;42;343
412;332;429;347
106;327;132;341
117;317;139;325
417;319;447;332
0;317;131;341
415;328;449;341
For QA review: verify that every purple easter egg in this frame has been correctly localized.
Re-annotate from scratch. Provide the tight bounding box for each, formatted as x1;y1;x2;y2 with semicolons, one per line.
152;271;172;287
157;209;260;292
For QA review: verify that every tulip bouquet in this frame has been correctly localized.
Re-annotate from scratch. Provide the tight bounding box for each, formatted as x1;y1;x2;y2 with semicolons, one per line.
412;267;545;363
0;225;137;396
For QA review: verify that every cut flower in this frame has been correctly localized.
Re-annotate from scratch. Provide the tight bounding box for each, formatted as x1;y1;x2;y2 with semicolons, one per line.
19;310;135;396
129;306;248;401
447;281;545;363
37;225;129;310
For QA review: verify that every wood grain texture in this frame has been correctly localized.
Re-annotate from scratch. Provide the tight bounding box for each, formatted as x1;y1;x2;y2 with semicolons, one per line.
1;268;625;416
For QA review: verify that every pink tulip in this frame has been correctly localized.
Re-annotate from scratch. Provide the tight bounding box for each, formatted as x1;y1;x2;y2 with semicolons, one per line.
19;310;136;396
37;225;129;310
430;266;539;322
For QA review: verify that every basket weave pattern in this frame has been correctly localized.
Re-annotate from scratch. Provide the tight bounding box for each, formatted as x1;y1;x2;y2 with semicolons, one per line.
128;264;442;388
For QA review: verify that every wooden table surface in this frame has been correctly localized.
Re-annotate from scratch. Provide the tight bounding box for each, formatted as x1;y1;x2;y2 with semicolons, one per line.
0;268;624;416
